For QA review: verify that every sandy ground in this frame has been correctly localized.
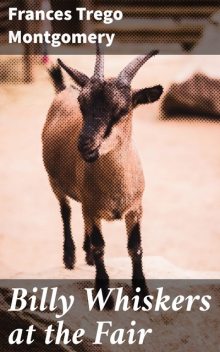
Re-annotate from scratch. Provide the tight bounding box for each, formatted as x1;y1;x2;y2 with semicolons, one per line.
0;55;220;278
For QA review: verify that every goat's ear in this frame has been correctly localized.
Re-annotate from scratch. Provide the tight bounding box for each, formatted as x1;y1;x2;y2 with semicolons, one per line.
132;85;163;108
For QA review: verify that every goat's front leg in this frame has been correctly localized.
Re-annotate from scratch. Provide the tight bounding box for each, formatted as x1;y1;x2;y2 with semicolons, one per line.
60;199;75;270
83;213;114;309
126;208;150;301
83;221;94;266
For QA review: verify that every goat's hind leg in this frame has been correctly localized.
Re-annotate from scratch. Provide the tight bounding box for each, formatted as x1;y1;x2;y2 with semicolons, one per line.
60;198;75;269
50;178;75;270
126;207;150;306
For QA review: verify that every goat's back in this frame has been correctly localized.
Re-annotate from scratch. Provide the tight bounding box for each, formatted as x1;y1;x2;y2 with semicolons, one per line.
42;87;85;200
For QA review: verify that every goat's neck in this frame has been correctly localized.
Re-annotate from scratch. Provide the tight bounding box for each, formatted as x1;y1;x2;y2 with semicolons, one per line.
96;115;133;168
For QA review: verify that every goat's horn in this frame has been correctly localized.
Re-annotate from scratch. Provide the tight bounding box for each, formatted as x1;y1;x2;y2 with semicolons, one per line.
58;59;89;87
118;50;159;85
93;42;104;81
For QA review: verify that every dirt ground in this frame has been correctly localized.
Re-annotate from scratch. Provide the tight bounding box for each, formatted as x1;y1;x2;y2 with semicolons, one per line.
0;55;220;278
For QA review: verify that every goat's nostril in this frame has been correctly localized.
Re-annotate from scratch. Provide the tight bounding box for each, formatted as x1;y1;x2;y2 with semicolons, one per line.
78;136;100;154
78;143;89;153
77;137;100;163
81;147;99;163
79;136;90;146
78;141;92;154
83;138;93;147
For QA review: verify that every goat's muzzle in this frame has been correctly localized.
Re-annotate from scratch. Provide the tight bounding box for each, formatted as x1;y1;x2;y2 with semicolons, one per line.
78;135;100;163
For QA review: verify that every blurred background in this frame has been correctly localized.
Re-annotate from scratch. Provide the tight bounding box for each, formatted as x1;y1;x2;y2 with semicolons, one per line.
0;0;220;278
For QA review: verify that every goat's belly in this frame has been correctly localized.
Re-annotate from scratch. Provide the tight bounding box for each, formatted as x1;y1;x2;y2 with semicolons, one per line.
95;195;141;221
99;208;123;221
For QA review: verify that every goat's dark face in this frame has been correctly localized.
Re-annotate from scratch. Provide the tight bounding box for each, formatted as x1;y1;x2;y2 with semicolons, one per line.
77;78;132;162
58;50;163;163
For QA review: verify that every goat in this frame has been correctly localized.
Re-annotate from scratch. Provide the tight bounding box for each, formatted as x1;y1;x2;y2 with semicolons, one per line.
42;49;163;308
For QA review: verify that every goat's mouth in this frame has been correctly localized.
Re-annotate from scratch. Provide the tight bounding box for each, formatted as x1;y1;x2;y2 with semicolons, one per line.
81;148;100;163
78;136;101;163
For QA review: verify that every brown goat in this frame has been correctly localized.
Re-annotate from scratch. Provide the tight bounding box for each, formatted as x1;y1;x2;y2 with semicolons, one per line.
42;49;163;308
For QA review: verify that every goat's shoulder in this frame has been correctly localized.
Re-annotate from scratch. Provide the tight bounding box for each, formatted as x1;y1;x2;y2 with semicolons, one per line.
46;87;81;125
42;87;82;178
42;87;82;143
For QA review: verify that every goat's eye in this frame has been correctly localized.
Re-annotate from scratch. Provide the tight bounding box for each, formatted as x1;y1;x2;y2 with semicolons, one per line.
120;108;129;116
112;115;120;123
77;96;82;103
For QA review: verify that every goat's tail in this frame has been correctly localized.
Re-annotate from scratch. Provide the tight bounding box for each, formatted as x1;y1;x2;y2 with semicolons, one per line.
46;58;66;93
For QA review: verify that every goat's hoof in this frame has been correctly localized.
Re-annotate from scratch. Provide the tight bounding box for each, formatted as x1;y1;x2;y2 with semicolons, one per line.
136;292;152;310
104;294;114;310
132;280;151;310
95;279;115;310
64;254;75;270
85;252;95;266
95;293;114;311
